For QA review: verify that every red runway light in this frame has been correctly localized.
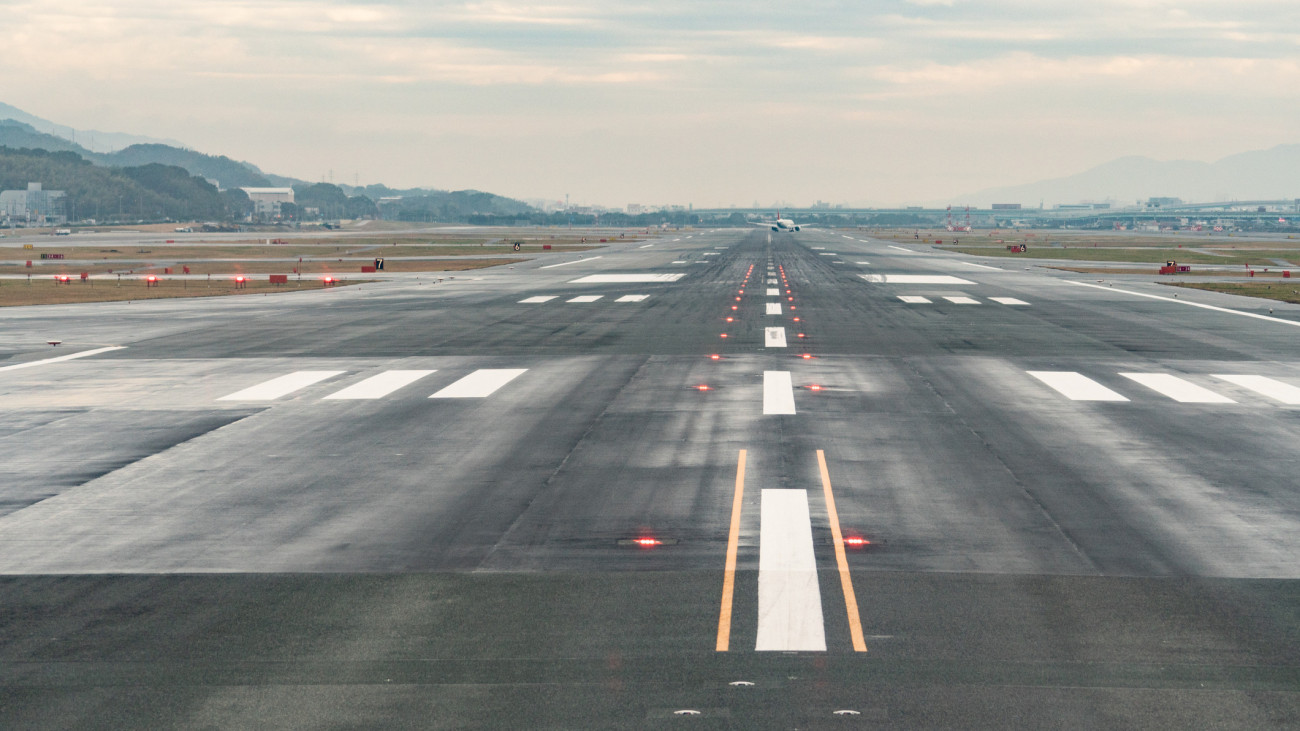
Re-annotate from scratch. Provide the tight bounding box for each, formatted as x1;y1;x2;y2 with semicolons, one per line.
844;536;870;546
725;317;734;322
720;333;728;338
793;317;801;322
809;384;822;391
697;384;710;391
802;353;812;359
731;305;738;310
710;354;720;360
787;297;794;301
738;289;744;294
633;537;662;547
798;333;805;338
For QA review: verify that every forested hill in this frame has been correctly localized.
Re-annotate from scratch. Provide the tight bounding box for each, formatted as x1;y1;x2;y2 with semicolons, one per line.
0;147;249;222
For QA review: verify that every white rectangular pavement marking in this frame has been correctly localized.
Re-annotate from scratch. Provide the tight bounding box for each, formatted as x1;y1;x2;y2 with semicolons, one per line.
1120;373;1236;403
518;296;557;303
638;243;654;248
943;296;981;305
323;370;436;400
889;245;912;252
539;256;602;269
567;295;603;303
429;369;527;399
855;261;870;265
819;253;837;256
766;288;780;295
766;303;782;315
763;371;796;415
898;296;932;303
990;297;1030;306
1027;371;1129;402
0;346;126;373
672;261;687;264
767;278;778;284
569;273;684;283
756;489;826;651
1212;375;1300;405
764;327;788;348
615;294;649;302
960;262;1003;271
861;274;975;285
219;371;344;401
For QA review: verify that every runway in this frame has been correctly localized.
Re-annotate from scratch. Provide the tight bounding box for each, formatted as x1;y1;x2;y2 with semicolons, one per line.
1;228;1298;727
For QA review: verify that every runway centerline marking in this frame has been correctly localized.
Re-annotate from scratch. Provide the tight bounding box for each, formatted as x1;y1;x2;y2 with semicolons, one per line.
566;295;603;303
1120;373;1236;403
943;296;981;305
539;256;602;269
716;450;747;652
764;327;788;348
1212;374;1300;404
818;450;867;652
1027;371;1129;401
756;489;826;652
990;297;1030;306
763;371;796;415
0;346;126;373
218;371;344;401
518;296;557;303
766;303;782;315
1064;280;1300;329
429;369;527;398
615;294;649;302
766;288;779;296
323;370;436;400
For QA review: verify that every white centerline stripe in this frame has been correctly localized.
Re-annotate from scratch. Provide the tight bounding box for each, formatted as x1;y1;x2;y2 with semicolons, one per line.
766;303;782;315
763;371;796;415
756;489;826;652
0;346;126;373
764;327;788;348
1212;375;1300;404
1064;280;1300;329
1120;373;1236;403
819;253;837;256
855;261;870;265
539;256;602;269
566;295;603;303
615;294;649;302
943;296;981;304
898;295;931;303
324;370;435;400
429;369;527;399
766;288;780;296
518;296;557;303
1027;371;1129;402
990;297;1030;306
219;371;344;401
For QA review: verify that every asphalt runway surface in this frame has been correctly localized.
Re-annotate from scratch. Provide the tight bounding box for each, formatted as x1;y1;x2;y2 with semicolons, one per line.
1;229;1298;728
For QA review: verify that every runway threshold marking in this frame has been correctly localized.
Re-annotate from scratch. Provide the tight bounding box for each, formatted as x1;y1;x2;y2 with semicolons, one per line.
1120;373;1236;403
1027;371;1128;401
615;294;649;302
0;345;126;373
990;297;1030;306
566;295;603;303
716;449;747;652
756;489;826;651
519;296;557;303
763;371;796;415
818;450;867;652
323;370;435;400
429;369;527;398
1212;374;1300;404
539;256;602;269
766;288;779;296
898;296;931;304
943;296;981;304
1064;280;1300;329
218;371;344;401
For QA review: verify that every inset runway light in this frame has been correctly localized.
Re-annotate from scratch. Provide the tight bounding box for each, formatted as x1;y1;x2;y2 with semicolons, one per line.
797;333;805;338
809;384;822;391
844;536;870;546
735;296;742;301
720;333;728;338
731;305;738;310
634;537;663;547
697;384;710;391
793;317;800;322
802;353;812;359
725;317;734;322
710;354;721;360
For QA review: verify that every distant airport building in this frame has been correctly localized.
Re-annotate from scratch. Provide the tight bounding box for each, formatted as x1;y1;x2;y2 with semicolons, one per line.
991;203;1021;210
241;187;295;218
0;182;66;225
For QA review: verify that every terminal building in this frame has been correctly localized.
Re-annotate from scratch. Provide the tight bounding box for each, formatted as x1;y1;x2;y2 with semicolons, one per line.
241;187;295;218
0;182;67;225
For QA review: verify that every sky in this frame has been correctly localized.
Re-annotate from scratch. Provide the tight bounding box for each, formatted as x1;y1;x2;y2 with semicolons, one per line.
5;0;1300;207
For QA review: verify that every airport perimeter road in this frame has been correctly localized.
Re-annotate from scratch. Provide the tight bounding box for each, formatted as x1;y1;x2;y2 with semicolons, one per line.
1;229;1298;728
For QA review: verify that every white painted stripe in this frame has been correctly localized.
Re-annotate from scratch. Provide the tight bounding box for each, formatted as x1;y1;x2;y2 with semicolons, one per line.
990;297;1030;306
861;274;974;285
766;303;782;315
429;369;527;398
615;294;649;302
811;246;825;250
1063;280;1300;329
855;261;870;265
1027;371;1129;402
567;295;603;303
0;346;126;373
323;370;435;400
518;296;557;303
819;253;837;256
889;245;911;252
672;261;687;264
703;252;719;256
539;256;602;269
766;288;779;296
1212;375;1300;405
763;371;796;415
638;243;654;248
943;296;981;305
960;261;1003;271
898;295;931;303
219;371;344;401
1120;373;1236;403
569;273;684;283
767;279;778;284
765;327;788;348
756;489;826;652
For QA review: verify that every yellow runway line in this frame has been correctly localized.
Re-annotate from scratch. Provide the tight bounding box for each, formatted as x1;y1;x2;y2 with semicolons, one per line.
817;449;867;652
716;449;747;651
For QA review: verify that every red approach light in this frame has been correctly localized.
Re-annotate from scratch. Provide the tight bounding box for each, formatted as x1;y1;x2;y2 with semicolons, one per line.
725;317;734;322
787;297;794;301
797;333;805;338
146;275;157;281
735;296;742;301
234;276;246;282
809;384;822;391
738;289;744;294
709;354;721;360
634;537;662;547
844;536;870;547
697;384;710;391
324;276;335;282
802;353;813;359
793;317;801;322
731;305;738;310
720;333;728;338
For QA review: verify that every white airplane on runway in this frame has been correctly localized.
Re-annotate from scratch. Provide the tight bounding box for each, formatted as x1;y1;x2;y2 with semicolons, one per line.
752;212;802;232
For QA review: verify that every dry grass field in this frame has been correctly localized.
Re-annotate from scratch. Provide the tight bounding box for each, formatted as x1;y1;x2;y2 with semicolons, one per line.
1165;282;1300;305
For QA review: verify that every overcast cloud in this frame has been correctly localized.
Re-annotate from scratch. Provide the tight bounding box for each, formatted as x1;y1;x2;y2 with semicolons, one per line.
6;0;1299;206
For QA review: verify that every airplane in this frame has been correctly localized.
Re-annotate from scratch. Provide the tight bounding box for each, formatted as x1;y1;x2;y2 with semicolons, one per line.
751;211;801;232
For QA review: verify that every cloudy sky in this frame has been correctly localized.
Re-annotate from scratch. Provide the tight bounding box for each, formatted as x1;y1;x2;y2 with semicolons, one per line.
6;1;1299;207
